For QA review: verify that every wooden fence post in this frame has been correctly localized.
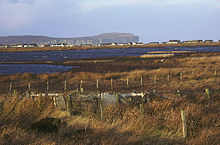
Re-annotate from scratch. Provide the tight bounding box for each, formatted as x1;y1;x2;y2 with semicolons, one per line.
66;95;72;116
80;80;83;93
205;88;210;99
46;81;49;93
153;89;156;95
116;92;120;104
214;70;217;81
100;93;104;122
126;77;129;87
80;80;83;88
180;73;183;81
167;74;170;84
28;83;31;91
97;79;99;89
177;90;181;98
181;110;187;138
141;76;143;87
64;80;67;91
154;76;157;85
9;83;12;92
111;78;113;89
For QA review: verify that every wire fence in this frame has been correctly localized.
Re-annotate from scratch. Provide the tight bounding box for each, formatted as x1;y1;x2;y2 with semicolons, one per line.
1;71;219;94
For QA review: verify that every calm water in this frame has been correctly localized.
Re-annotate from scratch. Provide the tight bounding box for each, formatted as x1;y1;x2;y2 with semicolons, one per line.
0;64;75;75
0;46;219;75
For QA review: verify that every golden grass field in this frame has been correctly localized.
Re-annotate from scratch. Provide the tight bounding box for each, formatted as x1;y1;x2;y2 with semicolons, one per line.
0;52;219;144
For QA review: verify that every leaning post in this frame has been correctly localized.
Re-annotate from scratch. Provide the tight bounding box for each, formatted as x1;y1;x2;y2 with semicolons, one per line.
205;88;210;99
181;110;187;138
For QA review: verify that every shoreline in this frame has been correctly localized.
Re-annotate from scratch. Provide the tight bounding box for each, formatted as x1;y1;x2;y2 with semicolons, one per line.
0;42;220;52
0;52;219;76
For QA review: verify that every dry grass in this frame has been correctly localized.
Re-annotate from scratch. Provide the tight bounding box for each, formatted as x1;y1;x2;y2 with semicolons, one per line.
140;54;175;58
0;90;219;144
0;52;219;144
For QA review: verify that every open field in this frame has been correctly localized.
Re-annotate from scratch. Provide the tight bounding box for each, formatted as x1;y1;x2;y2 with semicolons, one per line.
0;42;220;52
0;52;219;144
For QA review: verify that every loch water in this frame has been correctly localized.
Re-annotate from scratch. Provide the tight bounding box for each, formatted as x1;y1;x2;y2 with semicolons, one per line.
0;46;219;75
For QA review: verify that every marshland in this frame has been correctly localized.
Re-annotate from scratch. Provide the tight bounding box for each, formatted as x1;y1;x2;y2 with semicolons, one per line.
0;49;219;144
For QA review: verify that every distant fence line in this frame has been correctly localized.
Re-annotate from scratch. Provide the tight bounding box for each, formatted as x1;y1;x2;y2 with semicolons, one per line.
3;69;218;94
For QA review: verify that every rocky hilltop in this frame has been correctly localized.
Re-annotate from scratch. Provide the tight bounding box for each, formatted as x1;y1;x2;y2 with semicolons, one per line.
0;32;139;45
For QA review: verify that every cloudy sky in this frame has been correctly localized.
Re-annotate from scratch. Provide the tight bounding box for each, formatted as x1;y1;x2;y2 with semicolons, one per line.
0;0;220;42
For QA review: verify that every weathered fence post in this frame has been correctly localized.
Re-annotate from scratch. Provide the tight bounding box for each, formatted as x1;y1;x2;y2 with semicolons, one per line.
28;83;31;91
181;110;187;138
64;80;67;91
154;76;157;85
66;95;72;116
46;81;49;93
126;77;129;87
97;79;99;89
205;88;210;99
100;93;104;122
80;80;83;93
214;70;217;81
177;90;181;98
153;89;156;96
111;78;113;89
180;73;183;81
80;80;83;89
167;74;170;84
141;76;143;87
116;92;120;104
9;83;12;92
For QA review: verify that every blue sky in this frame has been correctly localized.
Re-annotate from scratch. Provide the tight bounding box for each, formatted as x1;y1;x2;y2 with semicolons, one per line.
0;0;220;42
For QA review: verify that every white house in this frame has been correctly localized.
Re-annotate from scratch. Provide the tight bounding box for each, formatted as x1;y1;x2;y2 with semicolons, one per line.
136;42;144;45
148;42;159;45
204;40;214;43
51;43;66;47
167;40;181;44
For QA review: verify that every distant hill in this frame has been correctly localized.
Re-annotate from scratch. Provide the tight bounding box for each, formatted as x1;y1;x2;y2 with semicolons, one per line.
0;33;139;45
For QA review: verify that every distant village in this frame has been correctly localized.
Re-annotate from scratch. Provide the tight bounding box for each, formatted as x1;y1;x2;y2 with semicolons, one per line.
0;39;219;48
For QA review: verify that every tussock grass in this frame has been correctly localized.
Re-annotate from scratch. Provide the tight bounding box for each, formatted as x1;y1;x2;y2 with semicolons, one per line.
0;90;219;144
0;52;219;144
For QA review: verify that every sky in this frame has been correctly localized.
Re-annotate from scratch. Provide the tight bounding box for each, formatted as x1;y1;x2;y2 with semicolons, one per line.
0;0;220;42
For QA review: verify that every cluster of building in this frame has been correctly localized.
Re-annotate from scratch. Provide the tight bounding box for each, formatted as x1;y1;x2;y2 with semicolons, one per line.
0;42;144;48
0;43;38;48
149;40;218;45
0;40;219;48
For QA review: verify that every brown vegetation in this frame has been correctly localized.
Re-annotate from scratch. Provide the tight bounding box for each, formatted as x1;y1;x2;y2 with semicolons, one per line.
0;52;219;144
